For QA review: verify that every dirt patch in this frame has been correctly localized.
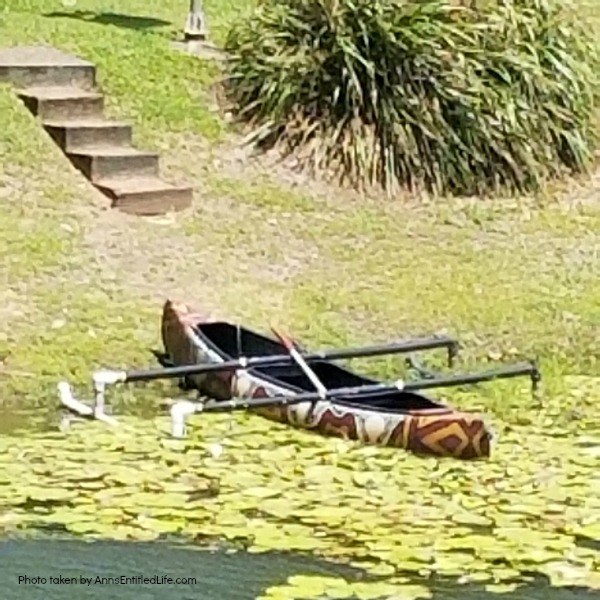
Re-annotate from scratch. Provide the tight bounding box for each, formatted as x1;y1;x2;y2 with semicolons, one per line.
74;125;600;330
77;175;322;321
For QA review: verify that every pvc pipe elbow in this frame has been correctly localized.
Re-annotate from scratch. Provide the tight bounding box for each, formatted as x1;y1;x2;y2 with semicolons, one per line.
170;400;200;438
92;370;127;387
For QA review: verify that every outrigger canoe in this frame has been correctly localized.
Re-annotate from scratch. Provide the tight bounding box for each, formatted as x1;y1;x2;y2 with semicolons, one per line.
162;301;495;460
57;300;540;461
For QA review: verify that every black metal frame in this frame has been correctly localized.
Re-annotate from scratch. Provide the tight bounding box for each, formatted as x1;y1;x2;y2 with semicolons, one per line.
125;336;541;400
58;330;541;427
127;335;459;383
406;355;541;391
196;359;540;412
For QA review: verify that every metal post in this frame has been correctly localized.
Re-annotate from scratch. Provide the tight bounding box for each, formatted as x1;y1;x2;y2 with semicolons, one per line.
184;0;208;41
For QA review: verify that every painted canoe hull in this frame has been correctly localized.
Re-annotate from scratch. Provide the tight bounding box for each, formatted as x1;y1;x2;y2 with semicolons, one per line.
161;300;493;460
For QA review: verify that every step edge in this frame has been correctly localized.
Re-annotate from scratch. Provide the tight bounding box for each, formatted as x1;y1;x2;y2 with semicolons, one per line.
16;87;103;100
43;120;133;129
112;193;193;216
66;147;158;158
95;178;193;194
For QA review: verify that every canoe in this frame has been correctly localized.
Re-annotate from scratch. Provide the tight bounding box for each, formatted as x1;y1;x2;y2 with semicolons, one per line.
161;300;493;460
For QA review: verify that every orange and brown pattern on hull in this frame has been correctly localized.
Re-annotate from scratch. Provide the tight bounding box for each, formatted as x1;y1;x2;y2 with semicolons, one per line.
162;300;493;460
249;384;491;459
311;409;360;441
394;414;490;459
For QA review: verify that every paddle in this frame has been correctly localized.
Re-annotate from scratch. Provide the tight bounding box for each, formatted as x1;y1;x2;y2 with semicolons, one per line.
271;327;328;399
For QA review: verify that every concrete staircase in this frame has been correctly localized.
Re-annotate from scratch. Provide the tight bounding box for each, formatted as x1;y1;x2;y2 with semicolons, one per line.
0;46;192;215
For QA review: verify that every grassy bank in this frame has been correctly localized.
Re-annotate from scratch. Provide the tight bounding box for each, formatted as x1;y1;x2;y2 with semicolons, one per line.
0;1;598;412
0;1;598;596
0;0;597;420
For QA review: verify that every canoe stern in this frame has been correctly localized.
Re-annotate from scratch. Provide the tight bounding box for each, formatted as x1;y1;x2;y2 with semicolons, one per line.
395;411;492;460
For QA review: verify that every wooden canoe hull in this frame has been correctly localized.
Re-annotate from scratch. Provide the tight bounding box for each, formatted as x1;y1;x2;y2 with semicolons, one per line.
161;300;493;460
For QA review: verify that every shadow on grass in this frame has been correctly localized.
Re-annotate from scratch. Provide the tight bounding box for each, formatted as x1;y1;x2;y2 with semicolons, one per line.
43;10;173;32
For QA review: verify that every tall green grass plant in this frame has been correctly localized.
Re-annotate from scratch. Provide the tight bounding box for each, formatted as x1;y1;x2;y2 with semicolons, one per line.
224;0;599;196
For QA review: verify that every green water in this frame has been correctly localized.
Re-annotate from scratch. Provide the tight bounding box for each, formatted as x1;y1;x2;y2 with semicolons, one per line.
0;389;169;436
0;378;597;599
0;538;357;600
0;402;62;436
1;538;598;600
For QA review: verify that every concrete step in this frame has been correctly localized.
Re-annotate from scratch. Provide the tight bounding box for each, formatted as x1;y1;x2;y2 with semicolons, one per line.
67;146;160;181
94;176;193;215
2;46;195;216
0;46;96;90
43;119;133;151
17;86;104;120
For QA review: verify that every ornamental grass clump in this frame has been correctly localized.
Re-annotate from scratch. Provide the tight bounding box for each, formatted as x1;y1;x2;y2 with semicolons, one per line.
223;0;598;196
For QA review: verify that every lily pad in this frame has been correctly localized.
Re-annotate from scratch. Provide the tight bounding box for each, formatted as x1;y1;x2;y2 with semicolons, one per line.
0;373;597;595
450;513;492;527
26;488;77;503
244;487;282;499
485;583;519;593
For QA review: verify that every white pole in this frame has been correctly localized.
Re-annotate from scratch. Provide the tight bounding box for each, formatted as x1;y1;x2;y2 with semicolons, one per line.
184;0;208;41
171;400;201;438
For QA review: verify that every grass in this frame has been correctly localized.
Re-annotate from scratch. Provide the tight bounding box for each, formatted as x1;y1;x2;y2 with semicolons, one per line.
0;1;226;144
223;0;599;196
0;83;160;422
0;0;598;424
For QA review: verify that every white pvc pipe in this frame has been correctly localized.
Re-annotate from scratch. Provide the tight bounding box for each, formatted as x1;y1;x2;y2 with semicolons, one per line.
171;400;201;438
57;381;118;426
58;381;93;416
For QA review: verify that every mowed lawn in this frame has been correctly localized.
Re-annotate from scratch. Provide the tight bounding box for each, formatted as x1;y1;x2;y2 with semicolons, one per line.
0;0;598;418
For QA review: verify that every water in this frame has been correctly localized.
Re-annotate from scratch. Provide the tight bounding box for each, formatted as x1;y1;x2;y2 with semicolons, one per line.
0;538;597;600
0;405;43;435
0;538;356;600
0;384;170;436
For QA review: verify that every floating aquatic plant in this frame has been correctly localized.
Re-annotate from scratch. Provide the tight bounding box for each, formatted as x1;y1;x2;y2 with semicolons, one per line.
0;376;598;596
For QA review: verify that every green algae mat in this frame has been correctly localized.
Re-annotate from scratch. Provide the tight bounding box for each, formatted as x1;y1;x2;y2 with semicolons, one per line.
1;375;598;599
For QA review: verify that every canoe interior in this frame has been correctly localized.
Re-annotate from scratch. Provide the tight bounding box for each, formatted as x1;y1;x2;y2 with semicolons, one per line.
194;322;445;412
